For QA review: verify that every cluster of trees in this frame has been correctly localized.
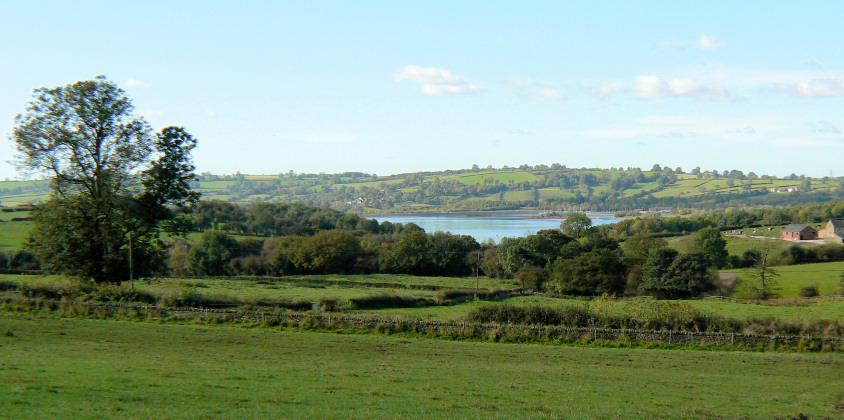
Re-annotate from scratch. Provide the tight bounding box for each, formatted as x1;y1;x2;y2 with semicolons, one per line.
168;224;480;278
12;77;200;283
478;218;723;298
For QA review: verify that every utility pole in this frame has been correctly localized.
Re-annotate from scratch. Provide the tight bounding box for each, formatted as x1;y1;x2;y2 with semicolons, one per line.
476;251;480;290
128;232;133;289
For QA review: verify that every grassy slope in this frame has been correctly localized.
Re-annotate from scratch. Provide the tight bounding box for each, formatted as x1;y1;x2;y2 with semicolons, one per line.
0;215;30;251
0;314;841;418
725;261;844;297
3;168;840;208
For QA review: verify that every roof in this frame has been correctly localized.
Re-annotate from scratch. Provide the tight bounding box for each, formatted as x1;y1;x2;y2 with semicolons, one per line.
782;224;816;233
829;219;844;228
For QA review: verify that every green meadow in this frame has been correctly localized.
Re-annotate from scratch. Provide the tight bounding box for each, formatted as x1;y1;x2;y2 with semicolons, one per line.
725;261;844;298
1;314;841;419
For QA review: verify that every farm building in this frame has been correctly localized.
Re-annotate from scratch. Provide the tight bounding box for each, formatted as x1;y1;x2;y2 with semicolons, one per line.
818;219;844;243
781;224;818;240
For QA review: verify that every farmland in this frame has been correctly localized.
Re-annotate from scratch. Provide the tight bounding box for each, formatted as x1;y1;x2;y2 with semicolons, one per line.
2;165;843;213
1;314;841;418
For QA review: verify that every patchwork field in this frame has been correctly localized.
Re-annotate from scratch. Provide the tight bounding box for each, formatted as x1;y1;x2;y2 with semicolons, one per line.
1;314;841;418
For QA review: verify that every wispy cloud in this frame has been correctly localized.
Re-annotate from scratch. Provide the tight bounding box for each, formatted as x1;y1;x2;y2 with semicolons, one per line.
580;114;841;149
653;35;724;51
814;120;841;134
770;78;844;98
393;65;483;95
126;78;150;88
695;34;724;50
597;75;738;101
503;79;566;100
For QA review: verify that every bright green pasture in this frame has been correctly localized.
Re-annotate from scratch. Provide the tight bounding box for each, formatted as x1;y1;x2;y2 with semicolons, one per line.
723;236;789;256
4;274;510;304
502;190;534;201
313;274;515;289
1;315;841;418
724;261;844;298
443;170;539;185
0;220;31;251
137;277;443;303
666;234;790;256
358;294;844;323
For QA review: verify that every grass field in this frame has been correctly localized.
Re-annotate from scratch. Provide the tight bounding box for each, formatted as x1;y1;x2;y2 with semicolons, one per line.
0;219;30;251
0;314;841;418
7;273;842;324
725;261;844;298
357;294;844;323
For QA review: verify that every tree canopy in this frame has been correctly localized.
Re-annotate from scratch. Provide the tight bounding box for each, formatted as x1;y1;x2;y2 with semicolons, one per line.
13;77;198;282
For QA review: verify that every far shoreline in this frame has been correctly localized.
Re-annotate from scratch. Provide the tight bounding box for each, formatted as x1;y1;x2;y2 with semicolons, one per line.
362;209;623;221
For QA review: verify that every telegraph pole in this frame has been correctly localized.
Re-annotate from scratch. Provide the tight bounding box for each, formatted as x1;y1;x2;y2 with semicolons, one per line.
476;251;480;290
128;232;133;289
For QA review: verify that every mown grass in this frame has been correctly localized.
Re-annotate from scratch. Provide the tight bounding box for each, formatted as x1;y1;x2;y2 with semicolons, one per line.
2;275;442;306
312;273;515;289
355;293;844;324
0;219;31;251
724;261;844;298
0;314;841;418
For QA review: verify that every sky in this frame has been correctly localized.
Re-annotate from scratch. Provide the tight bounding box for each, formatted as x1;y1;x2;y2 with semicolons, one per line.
2;1;844;180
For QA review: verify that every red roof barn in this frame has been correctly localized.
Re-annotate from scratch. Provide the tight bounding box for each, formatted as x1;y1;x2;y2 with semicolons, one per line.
781;224;818;240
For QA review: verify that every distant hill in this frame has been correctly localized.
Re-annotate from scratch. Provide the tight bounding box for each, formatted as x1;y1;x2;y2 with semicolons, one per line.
3;164;843;213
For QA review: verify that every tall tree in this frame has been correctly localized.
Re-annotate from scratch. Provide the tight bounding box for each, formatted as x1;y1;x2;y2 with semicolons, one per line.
742;244;780;299
561;213;592;238
694;227;728;268
13;77;198;282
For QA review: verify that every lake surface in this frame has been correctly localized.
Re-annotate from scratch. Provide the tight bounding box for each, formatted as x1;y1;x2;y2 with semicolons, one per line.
372;215;617;243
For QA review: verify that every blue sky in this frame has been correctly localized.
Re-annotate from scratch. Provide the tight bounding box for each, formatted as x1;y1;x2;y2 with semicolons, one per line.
2;1;844;180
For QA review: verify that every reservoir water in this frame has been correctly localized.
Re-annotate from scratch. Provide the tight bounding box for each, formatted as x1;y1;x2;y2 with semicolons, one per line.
372;215;617;243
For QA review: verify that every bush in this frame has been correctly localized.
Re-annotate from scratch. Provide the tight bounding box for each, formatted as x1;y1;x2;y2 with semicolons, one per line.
515;265;548;291
318;297;339;312
466;302;592;326
436;288;513;304
348;294;437;310
799;285;819;298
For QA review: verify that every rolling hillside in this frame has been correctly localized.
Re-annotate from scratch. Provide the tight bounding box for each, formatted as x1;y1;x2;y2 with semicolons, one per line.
2;164;842;213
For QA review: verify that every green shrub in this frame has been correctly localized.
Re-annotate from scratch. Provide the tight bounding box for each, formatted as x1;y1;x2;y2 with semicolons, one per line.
437;288;513;304
799;285;819;298
318;297;339;312
348;294;436;310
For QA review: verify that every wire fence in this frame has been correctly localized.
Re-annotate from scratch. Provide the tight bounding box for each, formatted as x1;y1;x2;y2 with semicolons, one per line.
2;295;841;351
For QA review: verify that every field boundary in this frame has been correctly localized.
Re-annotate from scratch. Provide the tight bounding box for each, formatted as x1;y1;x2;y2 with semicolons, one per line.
3;295;841;351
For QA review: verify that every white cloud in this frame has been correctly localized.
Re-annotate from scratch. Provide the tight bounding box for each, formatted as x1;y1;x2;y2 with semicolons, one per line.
597;81;625;96
581;115;780;141
504;79;567;100
126;78;150;88
696;34;724;50
771;78;844;98
393;65;483;95
599;75;738;101
729;126;757;135
580;114;842;149
653;35;723;51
